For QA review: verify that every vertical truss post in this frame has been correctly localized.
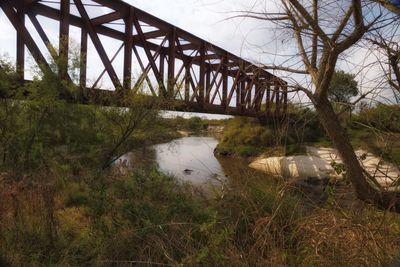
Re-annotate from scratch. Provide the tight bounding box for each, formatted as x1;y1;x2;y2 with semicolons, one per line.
283;82;288;114
159;53;165;96
240;82;246;114
265;81;271;116
198;42;206;109
222;54;228;111
241;63;247;114
80;29;87;90
245;79;252;109
167;27;176;98
123;8;133;90
59;0;70;80
236;61;243;111
254;76;261;112
275;80;281;116
236;80;241;111
205;65;211;103
184;60;190;101
16;2;25;82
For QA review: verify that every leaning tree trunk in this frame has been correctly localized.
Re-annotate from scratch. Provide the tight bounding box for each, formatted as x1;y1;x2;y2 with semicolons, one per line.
314;97;400;212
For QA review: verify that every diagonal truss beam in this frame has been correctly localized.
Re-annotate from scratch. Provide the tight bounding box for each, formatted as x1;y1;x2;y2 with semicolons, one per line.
74;0;122;90
1;0;52;75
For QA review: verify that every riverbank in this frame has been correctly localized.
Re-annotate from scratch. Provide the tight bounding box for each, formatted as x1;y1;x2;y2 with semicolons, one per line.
214;109;400;168
1;116;400;266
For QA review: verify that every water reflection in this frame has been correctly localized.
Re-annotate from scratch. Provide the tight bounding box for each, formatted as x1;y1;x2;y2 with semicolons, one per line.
119;136;268;187
154;137;226;185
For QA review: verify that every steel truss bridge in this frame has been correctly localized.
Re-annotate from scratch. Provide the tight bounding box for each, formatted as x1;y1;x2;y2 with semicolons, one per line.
0;0;288;117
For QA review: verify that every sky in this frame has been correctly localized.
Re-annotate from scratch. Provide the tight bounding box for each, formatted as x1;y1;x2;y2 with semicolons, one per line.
0;0;398;112
0;0;279;74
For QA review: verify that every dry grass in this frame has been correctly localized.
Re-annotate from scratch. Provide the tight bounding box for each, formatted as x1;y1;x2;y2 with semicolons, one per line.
295;208;400;267
0;172;400;266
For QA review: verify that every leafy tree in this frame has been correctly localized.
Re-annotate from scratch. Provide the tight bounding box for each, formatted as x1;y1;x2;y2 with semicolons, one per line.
0;58;19;98
328;70;359;103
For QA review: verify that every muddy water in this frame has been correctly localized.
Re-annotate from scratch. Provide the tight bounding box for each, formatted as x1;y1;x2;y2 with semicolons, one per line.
118;136;266;187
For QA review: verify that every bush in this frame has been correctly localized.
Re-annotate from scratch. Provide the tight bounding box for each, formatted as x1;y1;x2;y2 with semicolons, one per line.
354;103;400;132
216;107;326;157
187;116;205;131
215;117;279;157
0;66;165;173
287;106;326;144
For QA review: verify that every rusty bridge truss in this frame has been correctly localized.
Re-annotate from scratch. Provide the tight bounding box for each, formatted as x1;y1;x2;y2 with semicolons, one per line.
0;0;288;117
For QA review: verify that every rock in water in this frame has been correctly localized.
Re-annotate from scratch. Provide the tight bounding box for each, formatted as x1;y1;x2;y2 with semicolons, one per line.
183;169;194;175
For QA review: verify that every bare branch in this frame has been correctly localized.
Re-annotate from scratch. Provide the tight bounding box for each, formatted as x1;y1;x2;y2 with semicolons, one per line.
332;6;354;42
287;0;332;45
352;0;364;28
370;0;400;16
281;1;317;79
261;64;308;74
311;0;318;68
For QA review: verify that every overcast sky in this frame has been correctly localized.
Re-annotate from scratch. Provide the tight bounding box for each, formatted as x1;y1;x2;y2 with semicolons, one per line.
0;0;397;108
0;1;278;68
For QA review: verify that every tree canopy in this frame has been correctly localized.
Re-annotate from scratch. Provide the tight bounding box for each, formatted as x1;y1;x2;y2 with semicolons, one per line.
328;70;359;103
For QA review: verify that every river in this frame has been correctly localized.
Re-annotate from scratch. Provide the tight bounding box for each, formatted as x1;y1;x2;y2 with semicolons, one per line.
117;136;266;187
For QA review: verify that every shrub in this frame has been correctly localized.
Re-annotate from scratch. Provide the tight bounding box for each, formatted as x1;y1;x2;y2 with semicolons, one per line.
354;103;400;132
216;106;326;157
187;116;205;131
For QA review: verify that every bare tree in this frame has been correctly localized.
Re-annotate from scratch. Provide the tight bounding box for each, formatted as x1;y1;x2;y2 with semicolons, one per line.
369;32;400;103
242;0;400;211
365;1;400;102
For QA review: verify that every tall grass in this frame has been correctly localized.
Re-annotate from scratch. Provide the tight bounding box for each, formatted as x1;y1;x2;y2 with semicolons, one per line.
1;168;399;266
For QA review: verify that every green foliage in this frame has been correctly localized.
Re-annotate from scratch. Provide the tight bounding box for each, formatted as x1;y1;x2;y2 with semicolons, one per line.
348;104;400;166
354;103;400;132
159;115;220;133
216;106;326;157
0;57;169;175
186;116;206;131
330;160;350;185
215;117;278;156
286;106;327;144
328;70;359;103
0;57;19;98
